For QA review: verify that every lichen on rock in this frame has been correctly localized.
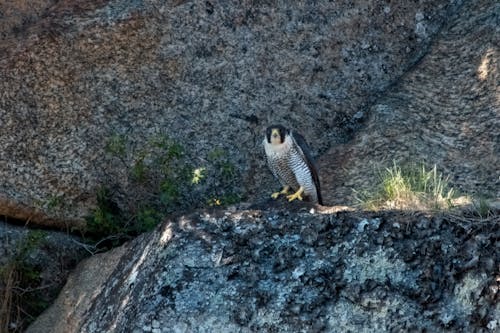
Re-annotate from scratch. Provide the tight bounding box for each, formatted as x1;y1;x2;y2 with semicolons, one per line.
27;203;500;332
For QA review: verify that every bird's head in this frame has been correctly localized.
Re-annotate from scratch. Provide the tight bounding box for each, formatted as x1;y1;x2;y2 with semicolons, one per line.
265;125;288;145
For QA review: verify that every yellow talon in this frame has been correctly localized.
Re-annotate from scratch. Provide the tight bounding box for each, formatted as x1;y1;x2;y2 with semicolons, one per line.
287;187;304;202
271;186;290;199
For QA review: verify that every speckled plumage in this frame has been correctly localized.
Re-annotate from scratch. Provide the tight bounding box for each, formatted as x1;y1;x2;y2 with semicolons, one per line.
263;125;323;204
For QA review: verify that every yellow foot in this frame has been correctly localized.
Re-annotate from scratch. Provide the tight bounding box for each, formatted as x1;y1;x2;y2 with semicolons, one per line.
287;187;304;202
271;186;290;199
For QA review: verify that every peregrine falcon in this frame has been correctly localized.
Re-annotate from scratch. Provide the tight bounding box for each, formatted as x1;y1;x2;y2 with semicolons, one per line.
263;124;323;205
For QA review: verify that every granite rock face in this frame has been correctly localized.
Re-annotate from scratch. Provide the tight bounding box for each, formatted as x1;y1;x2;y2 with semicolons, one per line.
321;0;500;205
0;0;464;227
27;204;500;332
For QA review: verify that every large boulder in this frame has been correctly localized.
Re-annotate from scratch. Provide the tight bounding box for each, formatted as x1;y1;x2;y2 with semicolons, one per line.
27;204;500;332
0;0;464;228
321;0;499;205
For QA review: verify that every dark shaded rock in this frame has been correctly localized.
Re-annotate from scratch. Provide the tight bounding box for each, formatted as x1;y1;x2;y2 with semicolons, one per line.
27;206;500;332
0;220;88;331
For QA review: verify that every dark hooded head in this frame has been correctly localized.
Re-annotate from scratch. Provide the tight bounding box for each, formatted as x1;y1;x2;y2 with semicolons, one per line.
266;125;288;145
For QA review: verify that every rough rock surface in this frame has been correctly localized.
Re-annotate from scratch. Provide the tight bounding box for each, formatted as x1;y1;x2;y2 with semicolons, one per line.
0;0;464;227
27;203;500;333
321;0;500;205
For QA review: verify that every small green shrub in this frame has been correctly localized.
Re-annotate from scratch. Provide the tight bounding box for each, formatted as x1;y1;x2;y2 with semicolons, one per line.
87;134;243;247
207;193;242;207
134;207;163;233
191;167;206;185
159;180;180;207
472;197;495;219
86;187;123;238
44;195;63;211
131;154;147;182
105;134;127;158
205;148;242;204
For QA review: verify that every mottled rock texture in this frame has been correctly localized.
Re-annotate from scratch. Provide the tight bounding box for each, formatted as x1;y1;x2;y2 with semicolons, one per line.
27;203;500;333
0;0;465;228
321;0;500;205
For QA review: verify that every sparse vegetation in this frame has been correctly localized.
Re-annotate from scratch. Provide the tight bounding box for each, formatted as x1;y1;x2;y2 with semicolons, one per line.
86;133;243;249
205;148;242;206
473;197;494;219
355;161;457;211
85;187;125;242
44;195;63;211
0;231;49;333
191;167;206;185
105;134;127;158
131;153;148;182
134;207;163;234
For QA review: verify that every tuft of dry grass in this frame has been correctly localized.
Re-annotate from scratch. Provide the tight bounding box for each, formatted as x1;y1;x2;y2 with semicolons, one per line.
0;264;20;333
0;230;49;332
0;260;48;333
355;162;456;211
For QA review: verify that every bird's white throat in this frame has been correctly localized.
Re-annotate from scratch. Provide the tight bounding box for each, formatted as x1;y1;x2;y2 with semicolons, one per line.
264;135;293;156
